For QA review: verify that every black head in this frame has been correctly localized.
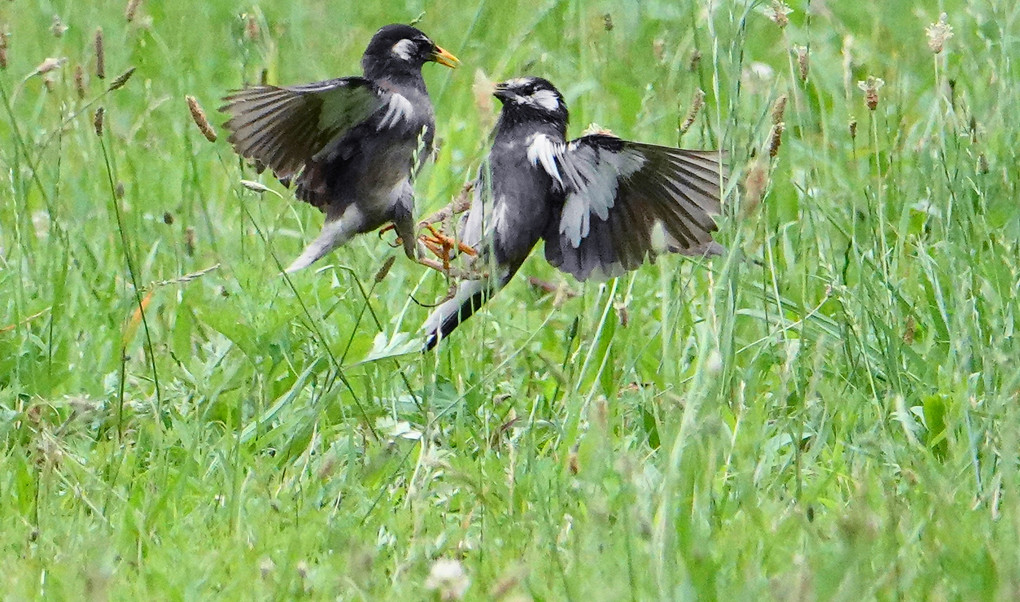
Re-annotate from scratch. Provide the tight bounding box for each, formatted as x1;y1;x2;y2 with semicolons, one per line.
362;24;459;81
493;77;569;132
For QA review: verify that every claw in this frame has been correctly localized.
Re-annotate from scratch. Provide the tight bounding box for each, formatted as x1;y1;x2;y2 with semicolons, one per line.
377;223;403;248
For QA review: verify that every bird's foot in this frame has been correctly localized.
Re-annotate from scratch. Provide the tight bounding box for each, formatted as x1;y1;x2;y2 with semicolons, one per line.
416;255;486;281
420;223;477;259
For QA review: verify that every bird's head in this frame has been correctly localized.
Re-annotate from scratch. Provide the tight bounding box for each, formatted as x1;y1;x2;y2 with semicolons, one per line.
493;77;569;128
362;24;460;79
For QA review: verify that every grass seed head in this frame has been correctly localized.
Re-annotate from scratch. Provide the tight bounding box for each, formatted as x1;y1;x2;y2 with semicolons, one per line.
0;30;8;70
51;15;68;38
244;13;259;41
679;88;705;135
849;118;858;140
772;94;788;124
107;66;135;91
977;153;989;174
34;57;67;76
689;48;702;71
93;106;105;137
373;256;395;283
74;64;87;99
795;44;809;80
769;122;785;158
184;227;196;256
744;160;769;213
125;0;141;23
652;39;665;62
186;95;217;142
94;27;105;79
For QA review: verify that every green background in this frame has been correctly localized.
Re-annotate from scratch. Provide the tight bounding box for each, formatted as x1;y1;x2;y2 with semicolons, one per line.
1;0;1018;598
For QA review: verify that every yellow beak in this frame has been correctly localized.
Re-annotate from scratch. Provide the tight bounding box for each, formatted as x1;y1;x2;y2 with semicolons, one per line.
430;45;461;69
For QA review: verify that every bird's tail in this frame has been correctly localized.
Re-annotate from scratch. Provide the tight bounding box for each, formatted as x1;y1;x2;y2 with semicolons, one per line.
421;271;511;350
285;215;359;273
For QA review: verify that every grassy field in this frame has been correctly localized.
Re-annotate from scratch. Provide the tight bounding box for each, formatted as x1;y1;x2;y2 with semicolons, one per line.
2;0;1019;599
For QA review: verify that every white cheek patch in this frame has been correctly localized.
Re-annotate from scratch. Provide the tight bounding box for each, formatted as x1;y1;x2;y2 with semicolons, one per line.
391;39;416;61
376;93;414;130
529;89;561;112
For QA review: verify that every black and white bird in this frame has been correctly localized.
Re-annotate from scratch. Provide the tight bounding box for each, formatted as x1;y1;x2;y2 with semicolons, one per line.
220;24;459;272
422;76;726;349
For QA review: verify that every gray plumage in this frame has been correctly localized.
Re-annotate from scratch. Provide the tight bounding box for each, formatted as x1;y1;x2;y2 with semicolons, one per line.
423;77;727;349
220;24;459;272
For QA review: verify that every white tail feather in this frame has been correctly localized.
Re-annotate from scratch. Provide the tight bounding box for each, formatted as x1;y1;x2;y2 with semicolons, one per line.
422;278;488;345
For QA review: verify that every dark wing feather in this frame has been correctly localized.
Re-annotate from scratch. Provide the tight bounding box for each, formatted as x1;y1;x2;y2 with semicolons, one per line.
219;77;383;181
541;134;727;280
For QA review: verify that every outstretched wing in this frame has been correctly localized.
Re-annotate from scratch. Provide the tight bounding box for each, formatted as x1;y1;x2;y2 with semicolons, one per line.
220;77;404;181
532;133;727;280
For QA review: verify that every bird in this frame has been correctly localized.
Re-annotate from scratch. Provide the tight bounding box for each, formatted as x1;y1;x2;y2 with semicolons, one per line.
220;24;459;273
421;76;726;350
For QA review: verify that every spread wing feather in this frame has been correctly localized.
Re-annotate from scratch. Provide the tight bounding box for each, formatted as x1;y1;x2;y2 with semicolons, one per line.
534;134;727;280
220;77;386;181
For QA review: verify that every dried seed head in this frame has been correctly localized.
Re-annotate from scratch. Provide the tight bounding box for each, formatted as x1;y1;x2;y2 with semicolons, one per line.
94;27;105;79
115;182;125;198
764;0;793;28
768;122;785;158
373;256;396;283
258;558;275;580
186;95;217;142
772;94;787;124
0;31;7;70
652;39;665;62
614;301;629;327
977;153;989;175
744;160;768;214
568;446;580;475
471;69;495;131
125;0;142;23
425;559;469;601
184;227;196;256
603;13;614;31
857;76;884;111
240;180;272;194
903;316;915;344
926;13;953;54
93;107;105;137
51;15;68;38
581;122;615;136
795;44;809;81
678;88;705;135
34;57;67;76
689;49;702;72
107;66;135;91
849;118;858;140
74;64;87;99
246;15;259;41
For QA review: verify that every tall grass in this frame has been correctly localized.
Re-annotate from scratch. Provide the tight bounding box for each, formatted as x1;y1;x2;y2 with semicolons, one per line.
1;0;1018;598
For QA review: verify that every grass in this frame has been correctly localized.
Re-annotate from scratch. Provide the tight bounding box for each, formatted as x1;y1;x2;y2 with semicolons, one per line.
1;0;1019;598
